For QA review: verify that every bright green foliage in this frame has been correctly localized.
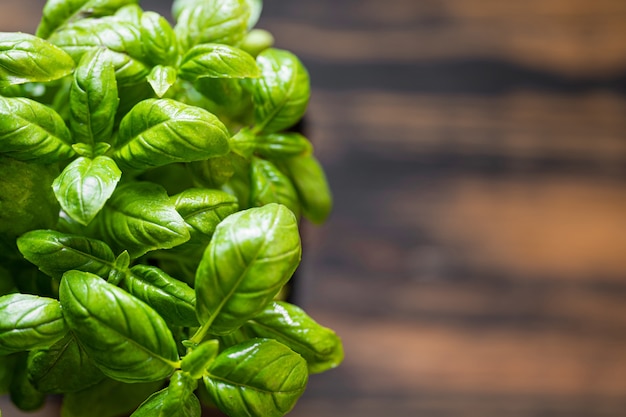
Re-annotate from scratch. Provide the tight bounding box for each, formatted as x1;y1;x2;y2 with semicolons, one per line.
0;96;74;163
0;294;67;355
52;156;122;225
17;229;116;279
249;48;310;133
59;271;179;382
195;204;301;335
0;32;75;86
245;301;344;373
204;338;308;417
0;1;341;416
112;99;231;171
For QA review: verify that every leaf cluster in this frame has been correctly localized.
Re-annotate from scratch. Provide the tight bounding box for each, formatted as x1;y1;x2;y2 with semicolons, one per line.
0;1;341;416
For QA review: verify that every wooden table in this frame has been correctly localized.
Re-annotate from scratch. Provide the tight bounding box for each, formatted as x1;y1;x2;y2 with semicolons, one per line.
2;1;626;416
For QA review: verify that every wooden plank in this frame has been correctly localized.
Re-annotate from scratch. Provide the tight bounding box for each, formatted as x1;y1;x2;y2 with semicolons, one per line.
308;91;626;167
263;0;626;76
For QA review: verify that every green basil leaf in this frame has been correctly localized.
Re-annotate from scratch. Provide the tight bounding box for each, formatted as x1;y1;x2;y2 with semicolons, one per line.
171;188;239;246
113;3;143;24
62;377;164;417
0;32;75;86
250;157;300;217
276;155;332;224
245;301;343;373
36;0;140;39
52;156;122;226
249;48;310;133
179;44;259;82
131;371;200;417
254;132;313;159
0;294;67;355
0;96;74;163
125;265;198;327
0;156;59;260
112;99;230;171
240;29;274;57
147;65;178;98
27;333;105;393
59;270;179;382
195;204;301;335
229;128;256;158
49;17;150;86
17;229;115;280
204;338;308;417
92;182;190;258
70;48;119;146
140;11;178;66
181;340;219;379
174;0;250;52
188;155;235;189
9;353;45;411
243;0;263;30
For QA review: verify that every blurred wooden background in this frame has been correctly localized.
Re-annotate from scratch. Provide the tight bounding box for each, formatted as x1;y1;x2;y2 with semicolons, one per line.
2;1;626;416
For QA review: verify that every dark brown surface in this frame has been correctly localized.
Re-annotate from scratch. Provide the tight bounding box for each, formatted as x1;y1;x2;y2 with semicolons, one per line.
2;1;626;416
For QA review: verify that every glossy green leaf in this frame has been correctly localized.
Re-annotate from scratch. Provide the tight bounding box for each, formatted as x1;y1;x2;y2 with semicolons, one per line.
171;188;239;245
125;265;198;327
204;338;308;417
240;29;274;57
112;99;231;171
276;155;332;224
69;48;119;146
59;270;179;382
17;229;115;280
131;371;200;417
113;3;143;24
27;333;105;393
49;17;150;86
181;340;219;379
229;128;256;158
174;0;250;51
0;156;59;260
249;48;310;133
36;0;139;39
140;11;178;66
245;301;343;373
0;294;67;355
179;44;259;82
195;204;301;335
52;156;122;226
92;182;190;258
243;0;263;30
148;65;178;98
250;157;300;217
62;377;164;417
254;132;313;159
0;96;74;163
0;32;74;86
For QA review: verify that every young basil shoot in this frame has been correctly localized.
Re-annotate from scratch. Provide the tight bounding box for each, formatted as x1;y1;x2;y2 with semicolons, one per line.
0;1;341;416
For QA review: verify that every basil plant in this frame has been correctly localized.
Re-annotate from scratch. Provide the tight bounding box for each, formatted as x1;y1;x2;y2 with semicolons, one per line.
0;1;342;416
